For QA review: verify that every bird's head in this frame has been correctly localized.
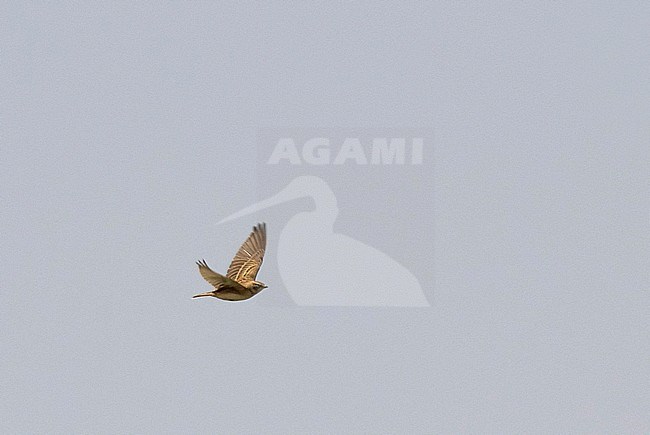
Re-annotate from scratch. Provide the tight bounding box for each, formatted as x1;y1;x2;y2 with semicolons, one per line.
251;281;268;292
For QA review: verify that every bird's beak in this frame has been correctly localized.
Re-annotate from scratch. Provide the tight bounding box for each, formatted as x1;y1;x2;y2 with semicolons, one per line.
217;181;305;225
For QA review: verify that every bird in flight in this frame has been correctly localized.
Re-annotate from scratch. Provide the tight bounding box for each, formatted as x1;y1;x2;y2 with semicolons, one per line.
193;223;268;301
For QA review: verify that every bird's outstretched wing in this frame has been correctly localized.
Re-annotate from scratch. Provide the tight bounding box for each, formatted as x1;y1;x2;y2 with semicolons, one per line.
226;223;267;284
196;259;246;291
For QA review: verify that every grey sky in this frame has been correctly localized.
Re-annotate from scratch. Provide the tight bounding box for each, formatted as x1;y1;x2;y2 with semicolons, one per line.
1;2;649;433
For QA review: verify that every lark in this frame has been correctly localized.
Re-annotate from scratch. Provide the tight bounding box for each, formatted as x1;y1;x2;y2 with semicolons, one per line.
193;223;267;301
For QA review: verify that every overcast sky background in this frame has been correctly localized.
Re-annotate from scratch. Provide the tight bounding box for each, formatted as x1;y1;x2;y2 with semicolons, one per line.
1;2;649;433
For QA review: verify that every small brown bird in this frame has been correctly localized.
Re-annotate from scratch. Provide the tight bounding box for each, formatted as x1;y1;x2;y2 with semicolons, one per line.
193;223;268;301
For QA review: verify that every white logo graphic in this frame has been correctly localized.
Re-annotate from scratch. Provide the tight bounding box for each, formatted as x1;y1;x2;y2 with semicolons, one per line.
267;137;423;165
219;175;430;306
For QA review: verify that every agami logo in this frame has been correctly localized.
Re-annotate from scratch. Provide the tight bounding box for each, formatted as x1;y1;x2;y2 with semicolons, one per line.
267;137;424;165
219;129;434;307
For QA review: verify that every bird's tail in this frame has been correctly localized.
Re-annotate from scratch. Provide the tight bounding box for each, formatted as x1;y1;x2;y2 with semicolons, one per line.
192;292;214;299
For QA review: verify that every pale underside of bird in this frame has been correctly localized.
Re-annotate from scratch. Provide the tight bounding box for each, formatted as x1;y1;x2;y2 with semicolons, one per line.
193;223;267;301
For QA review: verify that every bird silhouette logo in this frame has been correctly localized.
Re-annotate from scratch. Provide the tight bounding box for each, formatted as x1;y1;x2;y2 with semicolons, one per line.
193;223;268;301
218;176;430;306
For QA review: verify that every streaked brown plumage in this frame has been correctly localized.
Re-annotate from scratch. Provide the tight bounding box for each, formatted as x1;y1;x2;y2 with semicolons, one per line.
193;223;268;301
